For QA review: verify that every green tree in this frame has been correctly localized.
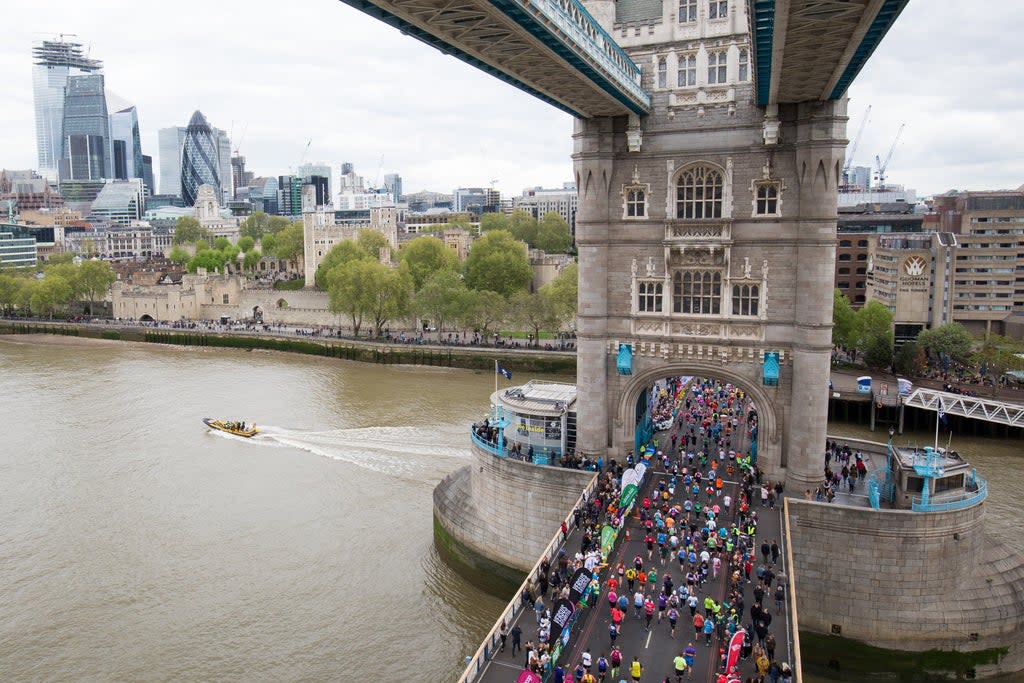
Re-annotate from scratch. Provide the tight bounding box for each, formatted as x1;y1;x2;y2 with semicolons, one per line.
268;215;290;233
972;334;1024;395
534;211;573;253
916;323;974;365
0;273;25;313
457;289;507;339
195;239;210;253
237;236;255;253
172;216;213;245
273;222;305;270
463;230;532;297
893;341;927;377
507;209;538;246
412;270;466;334
509;290;561;347
832;289;856;348
243;249;262;271
187;249;228;273
399;235;458;291
541;262;578;332
30;274;73;319
168;246;191;266
259;234;276;260
46;252;76;266
326;259;405;336
315;240;373;289
480;212;509;232
214;236;231;251
15;277;36;313
853;301;894;368
357;229;390;260
239;212;272;241
75;260;116;315
366;264;412;337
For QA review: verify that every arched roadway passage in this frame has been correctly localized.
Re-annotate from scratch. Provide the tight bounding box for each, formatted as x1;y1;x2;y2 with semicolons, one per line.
614;363;785;474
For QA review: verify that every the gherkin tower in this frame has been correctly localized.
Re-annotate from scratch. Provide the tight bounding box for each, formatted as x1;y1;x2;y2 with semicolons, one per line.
180;110;220;206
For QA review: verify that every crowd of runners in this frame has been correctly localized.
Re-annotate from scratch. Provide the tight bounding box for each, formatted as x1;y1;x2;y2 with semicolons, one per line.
497;377;795;683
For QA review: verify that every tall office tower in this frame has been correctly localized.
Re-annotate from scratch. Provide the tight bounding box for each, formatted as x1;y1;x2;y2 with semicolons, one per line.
297;163;332;198
258;177;278;215
277;175;303;216
59;74;111;181
303;175;330;207
141;155;154;196
157;126;186;197
180;111;221;206
383;173;402;203
107;93;143;181
231;155;254;197
32;38;103;182
214;128;232;202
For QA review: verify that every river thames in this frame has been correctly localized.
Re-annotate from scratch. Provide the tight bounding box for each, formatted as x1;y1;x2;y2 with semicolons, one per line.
2;336;1023;682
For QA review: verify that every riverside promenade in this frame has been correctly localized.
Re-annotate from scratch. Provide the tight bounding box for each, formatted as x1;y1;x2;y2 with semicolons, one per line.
471;434;797;683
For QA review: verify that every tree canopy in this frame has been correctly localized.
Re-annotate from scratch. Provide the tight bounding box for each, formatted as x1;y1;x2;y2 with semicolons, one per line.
412;270;466;334
463;230;532;297
540;262;578;332
832;289;856;348
326;258;411;336
76;260;116;313
916;323;974;365
172;216;213;245
534;212;573;253
357;229;390;260
399;235;458;291
853;301;894;368
507;209;538;246
315;239;373;289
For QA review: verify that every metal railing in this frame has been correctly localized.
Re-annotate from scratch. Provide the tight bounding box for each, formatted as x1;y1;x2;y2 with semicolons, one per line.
517;0;651;108
468;427;562;467
911;475;988;512
457;473;600;683
903;387;1024;428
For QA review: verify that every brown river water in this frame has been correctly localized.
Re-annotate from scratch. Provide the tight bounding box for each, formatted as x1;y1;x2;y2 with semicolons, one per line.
1;336;1021;682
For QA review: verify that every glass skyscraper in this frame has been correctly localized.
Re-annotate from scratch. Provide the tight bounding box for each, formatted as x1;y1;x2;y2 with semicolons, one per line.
180;110;221;206
32;39;103;182
60;74;111;181
108;93;143;184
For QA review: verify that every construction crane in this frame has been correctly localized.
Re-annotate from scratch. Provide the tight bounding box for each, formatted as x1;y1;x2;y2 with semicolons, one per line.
841;105;871;188
875;123;905;190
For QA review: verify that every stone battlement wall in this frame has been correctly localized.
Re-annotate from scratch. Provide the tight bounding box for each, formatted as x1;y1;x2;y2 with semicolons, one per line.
788;497;1024;675
434;441;595;576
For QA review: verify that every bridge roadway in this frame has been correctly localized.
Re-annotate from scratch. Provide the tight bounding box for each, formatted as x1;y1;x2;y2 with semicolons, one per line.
475;457;793;682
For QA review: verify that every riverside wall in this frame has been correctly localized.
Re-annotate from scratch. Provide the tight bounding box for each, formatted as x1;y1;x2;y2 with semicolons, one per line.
788;495;1024;676
433;441;595;587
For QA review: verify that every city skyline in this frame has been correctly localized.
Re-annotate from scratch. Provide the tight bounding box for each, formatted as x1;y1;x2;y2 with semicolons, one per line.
2;0;1022;198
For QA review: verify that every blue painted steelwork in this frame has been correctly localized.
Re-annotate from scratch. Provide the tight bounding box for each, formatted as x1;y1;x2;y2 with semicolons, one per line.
828;0;909;100
616;343;633;375
489;0;650;114
750;0;776;107
336;0;586;117
336;0;650;118
911;474;987;512
470;427;506;456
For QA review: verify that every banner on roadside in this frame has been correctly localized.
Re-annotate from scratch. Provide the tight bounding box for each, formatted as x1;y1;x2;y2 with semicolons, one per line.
549;599;575;644
600;524;617;559
725;628;746;673
568;567;592;605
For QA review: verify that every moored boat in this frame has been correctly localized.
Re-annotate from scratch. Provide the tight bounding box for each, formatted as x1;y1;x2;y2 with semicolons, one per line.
203;418;259;437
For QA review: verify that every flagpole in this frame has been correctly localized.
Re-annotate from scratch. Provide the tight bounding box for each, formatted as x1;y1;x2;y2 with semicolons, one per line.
934;399;941;451
494;358;498;396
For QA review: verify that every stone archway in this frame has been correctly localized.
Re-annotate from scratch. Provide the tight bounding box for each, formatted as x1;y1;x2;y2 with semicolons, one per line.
614;363;784;474
252;305;263;322
276;299;288;309
139;314;155;322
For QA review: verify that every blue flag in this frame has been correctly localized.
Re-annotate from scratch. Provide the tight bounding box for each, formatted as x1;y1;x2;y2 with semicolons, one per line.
497;365;512;380
937;397;947;424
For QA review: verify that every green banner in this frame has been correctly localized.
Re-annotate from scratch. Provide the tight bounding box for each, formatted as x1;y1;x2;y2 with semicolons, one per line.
600;524;618;559
619;483;638;510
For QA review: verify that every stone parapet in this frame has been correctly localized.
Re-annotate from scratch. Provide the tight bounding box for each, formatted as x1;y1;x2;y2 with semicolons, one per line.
433;441;595;574
788;497;1024;676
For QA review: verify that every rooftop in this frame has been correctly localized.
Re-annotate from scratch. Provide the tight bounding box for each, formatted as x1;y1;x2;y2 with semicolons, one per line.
494;380;577;415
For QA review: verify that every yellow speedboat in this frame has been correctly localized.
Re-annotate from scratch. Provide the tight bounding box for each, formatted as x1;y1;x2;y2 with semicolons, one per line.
203;418;259;437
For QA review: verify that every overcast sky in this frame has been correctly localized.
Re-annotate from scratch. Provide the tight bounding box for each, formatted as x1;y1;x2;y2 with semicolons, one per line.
1;0;1021;198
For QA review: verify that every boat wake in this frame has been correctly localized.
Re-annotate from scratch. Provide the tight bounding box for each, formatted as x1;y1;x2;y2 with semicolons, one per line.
235;424;472;477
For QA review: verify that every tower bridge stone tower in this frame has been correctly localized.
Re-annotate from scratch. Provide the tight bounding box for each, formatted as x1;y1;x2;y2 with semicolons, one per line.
574;0;845;491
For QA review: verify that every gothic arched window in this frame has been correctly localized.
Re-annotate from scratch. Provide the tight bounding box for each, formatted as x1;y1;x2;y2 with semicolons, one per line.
731;284;759;316
676;166;723;219
673;270;721;314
